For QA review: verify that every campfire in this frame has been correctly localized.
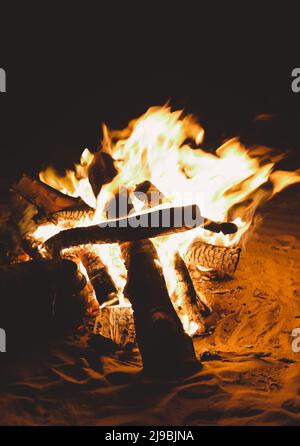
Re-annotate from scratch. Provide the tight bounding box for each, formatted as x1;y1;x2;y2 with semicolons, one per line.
4;106;300;377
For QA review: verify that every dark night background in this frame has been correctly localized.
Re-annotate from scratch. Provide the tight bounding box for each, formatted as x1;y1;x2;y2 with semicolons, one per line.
0;5;300;182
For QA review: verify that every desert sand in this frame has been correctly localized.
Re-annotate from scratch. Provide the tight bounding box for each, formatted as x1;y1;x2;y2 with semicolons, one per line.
0;187;299;426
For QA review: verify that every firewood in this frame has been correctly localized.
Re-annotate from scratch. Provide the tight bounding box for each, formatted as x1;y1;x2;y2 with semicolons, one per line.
12;173;237;236
94;305;135;348
21;236;47;261
0;191;40;264
121;239;201;378
44;204;203;256
202;220;238;235
61;247;100;315
80;245;117;305
0;259;88;350
133;182;238;235
44;208;95;226
134;181;209;331
184;239;241;275
11;174;94;222
172;252;209;334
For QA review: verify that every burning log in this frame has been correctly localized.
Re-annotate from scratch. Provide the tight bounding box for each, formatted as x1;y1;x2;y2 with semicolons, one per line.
21;236;46;261
121;239;201;378
202;220;238;235
60;248;100;315
58;241;119;314
44;204;203;256
172;252;209;334
134;181;238;235
94;305;135;348
48;208;95;226
134;181;209;331
80;245;117;305
184;239;241;275
11;174;94;224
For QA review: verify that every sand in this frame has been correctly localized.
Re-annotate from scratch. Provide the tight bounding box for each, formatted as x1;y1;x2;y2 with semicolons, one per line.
0;188;300;426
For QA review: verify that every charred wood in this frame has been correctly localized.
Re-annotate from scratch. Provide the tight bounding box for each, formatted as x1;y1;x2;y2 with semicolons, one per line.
60;247;100;315
134;180;209;328
184;239;241;275
121;239;201;378
80;245;117;305
11;174;94;223
44;204;202;256
172;252;210;333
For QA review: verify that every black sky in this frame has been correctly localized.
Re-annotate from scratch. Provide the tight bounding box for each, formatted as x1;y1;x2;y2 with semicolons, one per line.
1;4;300;179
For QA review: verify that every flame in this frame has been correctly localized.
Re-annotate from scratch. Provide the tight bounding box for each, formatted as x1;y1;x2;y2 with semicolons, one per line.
39;148;96;209
96;108;300;247
32;105;300;335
